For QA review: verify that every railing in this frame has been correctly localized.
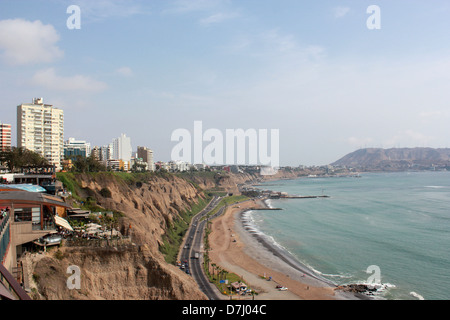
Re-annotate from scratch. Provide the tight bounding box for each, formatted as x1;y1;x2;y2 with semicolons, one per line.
13;213;55;231
1;212;10;264
0;211;9;234
0;263;31;300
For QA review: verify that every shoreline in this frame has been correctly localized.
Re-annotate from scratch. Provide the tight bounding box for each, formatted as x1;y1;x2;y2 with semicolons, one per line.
208;198;366;300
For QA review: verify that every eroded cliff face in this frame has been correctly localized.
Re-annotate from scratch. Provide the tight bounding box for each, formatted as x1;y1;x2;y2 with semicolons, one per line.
188;172;258;194
28;245;206;300
30;173;209;300
76;173;204;253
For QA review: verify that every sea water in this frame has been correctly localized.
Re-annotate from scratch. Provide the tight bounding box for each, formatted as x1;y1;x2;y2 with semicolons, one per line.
248;171;450;300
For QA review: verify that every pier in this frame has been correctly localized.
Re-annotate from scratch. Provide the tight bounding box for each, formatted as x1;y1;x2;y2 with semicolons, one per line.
281;195;330;199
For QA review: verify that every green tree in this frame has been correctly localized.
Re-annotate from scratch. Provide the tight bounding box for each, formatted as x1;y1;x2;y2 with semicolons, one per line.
70;156;106;173
0;147;49;172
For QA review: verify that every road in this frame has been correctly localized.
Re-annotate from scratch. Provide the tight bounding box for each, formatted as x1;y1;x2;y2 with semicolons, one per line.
178;196;224;300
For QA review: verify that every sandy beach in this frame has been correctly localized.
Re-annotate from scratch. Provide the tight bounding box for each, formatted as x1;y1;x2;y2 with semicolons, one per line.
208;198;360;300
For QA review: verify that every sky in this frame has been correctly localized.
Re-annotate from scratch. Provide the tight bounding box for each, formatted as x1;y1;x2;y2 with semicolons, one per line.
1;0;450;166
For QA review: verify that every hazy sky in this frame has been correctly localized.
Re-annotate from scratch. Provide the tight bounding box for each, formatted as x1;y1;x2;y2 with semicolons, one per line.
1;0;450;166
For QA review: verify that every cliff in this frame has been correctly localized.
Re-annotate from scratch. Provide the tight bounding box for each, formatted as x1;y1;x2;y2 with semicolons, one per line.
27;245;206;300
27;170;312;300
28;172;214;300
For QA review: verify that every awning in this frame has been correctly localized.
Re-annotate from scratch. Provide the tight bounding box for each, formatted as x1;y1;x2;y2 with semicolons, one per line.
4;184;47;193
54;215;74;232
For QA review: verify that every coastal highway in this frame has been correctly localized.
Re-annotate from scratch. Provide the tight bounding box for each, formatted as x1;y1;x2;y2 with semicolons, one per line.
178;196;224;300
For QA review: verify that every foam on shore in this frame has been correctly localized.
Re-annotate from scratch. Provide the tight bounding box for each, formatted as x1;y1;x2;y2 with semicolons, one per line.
234;200;372;300
236;210;336;287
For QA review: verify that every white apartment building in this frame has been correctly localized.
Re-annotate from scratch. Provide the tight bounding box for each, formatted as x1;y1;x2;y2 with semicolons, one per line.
112;133;132;163
100;143;114;162
17;98;64;170
169;160;190;172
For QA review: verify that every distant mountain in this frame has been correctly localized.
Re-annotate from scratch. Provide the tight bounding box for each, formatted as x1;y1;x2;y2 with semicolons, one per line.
331;148;450;171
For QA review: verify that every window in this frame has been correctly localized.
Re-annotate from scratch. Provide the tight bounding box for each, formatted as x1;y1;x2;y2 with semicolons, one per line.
14;207;41;230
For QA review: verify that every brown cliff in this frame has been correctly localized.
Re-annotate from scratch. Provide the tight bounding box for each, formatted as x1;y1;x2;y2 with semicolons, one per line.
28;172;210;300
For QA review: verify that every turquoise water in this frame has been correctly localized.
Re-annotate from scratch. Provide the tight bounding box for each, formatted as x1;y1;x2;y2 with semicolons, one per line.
249;171;450;300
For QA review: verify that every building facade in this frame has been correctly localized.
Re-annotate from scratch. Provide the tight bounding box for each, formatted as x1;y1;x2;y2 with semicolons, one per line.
17;98;64;170
137;146;155;172
112;134;132;163
64;138;91;158
0;123;11;152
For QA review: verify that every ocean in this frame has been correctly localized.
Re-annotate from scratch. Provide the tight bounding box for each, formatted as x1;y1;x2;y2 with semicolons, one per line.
245;171;450;300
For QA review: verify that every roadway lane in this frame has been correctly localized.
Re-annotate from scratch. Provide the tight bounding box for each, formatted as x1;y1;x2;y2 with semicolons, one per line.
178;196;224;300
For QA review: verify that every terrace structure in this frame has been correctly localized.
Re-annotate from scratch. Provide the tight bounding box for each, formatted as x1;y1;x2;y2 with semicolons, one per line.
0;186;71;298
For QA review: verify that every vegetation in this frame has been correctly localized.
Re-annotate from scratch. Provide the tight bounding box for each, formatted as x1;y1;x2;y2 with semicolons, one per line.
56;172;121;213
159;194;213;264
0;147;49;172
99;187;112;198
201;195;249;221
68;156;106;173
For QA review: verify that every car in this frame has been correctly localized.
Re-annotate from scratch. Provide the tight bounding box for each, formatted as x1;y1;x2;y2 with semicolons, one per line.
278;287;288;291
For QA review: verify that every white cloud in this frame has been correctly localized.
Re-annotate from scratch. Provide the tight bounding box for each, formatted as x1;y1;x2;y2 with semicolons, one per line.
418;110;450;119
0;19;63;65
334;7;350;18
199;12;239;26
164;0;226;14
385;130;434;148
226;28;326;62
31;68;107;93
116;66;133;77
347;136;374;148
69;0;147;22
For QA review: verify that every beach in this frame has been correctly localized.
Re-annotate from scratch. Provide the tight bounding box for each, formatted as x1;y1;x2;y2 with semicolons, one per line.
208;198;361;300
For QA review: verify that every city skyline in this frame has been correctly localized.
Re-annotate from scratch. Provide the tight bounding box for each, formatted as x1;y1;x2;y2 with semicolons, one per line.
1;1;450;165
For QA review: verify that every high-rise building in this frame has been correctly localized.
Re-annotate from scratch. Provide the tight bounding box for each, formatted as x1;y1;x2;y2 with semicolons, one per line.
137;146;155;172
0;122;11;152
100;143;113;162
64;138;91;158
112;133;132;162
91;146;100;160
17;98;64;170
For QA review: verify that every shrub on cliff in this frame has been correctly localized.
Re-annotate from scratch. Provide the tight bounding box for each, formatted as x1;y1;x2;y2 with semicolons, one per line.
99;187;112;198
